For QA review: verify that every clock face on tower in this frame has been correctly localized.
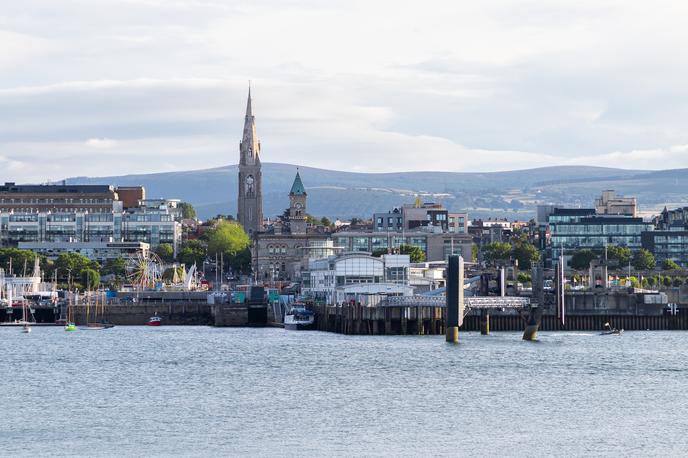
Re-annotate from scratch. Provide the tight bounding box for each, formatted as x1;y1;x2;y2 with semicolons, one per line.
295;202;302;209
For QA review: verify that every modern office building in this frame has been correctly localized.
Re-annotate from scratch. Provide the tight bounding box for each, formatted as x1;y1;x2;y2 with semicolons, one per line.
333;230;472;262
18;241;149;263
546;209;652;266
642;206;688;267
0;200;181;255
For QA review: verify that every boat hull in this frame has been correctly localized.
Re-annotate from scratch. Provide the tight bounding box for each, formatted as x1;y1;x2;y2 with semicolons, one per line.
284;321;315;331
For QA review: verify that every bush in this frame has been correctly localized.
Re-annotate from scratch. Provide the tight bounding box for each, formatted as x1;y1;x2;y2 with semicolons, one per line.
673;278;684;287
663;276;673;287
662;259;681;271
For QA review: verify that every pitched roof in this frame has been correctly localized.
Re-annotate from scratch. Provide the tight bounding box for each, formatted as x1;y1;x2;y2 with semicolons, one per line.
290;171;306;195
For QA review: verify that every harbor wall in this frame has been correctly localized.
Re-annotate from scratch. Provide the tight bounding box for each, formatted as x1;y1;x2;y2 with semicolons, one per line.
70;303;212;325
312;304;688;335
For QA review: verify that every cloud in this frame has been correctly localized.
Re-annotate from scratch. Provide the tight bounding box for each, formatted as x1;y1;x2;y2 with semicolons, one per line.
1;0;688;183
85;138;117;149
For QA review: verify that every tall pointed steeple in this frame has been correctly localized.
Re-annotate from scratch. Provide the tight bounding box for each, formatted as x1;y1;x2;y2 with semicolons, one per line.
241;83;260;166
237;83;263;236
246;82;253;117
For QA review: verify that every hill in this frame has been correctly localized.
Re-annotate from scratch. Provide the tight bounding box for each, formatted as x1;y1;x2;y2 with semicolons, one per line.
66;163;688;220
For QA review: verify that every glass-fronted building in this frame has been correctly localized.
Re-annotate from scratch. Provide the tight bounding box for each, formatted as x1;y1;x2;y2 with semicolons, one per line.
549;214;652;266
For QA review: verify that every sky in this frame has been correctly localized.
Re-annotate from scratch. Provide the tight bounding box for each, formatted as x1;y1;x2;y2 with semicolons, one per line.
2;0;688;182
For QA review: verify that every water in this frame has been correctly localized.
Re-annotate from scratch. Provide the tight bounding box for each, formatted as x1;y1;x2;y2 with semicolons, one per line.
2;327;688;457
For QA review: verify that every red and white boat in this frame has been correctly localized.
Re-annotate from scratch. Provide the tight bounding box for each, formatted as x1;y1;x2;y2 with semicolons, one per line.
147;315;162;326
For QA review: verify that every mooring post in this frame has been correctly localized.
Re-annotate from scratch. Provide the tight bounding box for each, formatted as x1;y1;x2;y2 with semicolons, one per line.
480;309;490;335
445;255;464;343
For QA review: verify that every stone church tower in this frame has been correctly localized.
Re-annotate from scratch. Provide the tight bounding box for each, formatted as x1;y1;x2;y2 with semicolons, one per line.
288;170;307;234
237;86;263;237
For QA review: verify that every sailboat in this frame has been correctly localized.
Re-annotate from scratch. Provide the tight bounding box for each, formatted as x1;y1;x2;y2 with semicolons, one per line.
20;289;31;334
64;292;77;331
81;291;114;330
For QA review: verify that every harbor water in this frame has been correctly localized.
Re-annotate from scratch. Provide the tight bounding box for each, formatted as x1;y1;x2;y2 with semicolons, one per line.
3;327;688;457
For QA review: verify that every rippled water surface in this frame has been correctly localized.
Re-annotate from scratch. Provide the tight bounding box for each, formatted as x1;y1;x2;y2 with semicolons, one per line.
2;327;688;457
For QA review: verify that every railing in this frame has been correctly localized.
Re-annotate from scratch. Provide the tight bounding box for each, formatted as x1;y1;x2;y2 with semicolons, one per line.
380;295;530;309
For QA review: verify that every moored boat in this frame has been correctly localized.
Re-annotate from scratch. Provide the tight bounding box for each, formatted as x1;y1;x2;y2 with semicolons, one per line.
147;315;162;326
284;305;315;331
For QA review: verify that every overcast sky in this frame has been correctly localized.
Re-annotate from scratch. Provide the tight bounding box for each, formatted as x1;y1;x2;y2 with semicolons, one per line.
2;0;688;182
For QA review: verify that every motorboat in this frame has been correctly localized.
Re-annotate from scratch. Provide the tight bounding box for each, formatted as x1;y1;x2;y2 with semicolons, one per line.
284;305;315;331
147;315;162;326
601;322;623;336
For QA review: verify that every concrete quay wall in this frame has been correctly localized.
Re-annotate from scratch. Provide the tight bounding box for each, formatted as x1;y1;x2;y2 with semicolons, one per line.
70;303;213;325
313;304;688;335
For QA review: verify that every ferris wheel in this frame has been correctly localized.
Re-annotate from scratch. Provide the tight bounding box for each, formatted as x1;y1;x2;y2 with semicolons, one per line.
126;252;163;289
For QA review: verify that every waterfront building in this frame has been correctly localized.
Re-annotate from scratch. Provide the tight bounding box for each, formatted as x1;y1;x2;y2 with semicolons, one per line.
641;206;688;267
0;182;145;213
301;252;414;305
333;230;472;262
18;241;149;263
595;190;637;217
252;172;330;282
237;86;263;237
0;199;181;255
544;207;652;267
641;230;688;268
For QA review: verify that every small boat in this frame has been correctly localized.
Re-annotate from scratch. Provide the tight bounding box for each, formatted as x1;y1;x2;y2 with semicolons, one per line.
284;305;315;331
21;323;31;334
64;323;77;332
601;322;623;336
147;315;162;326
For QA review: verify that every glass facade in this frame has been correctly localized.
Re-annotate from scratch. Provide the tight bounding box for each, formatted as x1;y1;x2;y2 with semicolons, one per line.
550;216;652;264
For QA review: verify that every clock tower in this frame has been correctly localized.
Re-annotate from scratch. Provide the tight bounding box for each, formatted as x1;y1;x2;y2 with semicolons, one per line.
288;170;307;235
237;85;263;237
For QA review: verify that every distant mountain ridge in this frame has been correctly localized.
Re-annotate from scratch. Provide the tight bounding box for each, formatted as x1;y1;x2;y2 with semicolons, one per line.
66;163;688;220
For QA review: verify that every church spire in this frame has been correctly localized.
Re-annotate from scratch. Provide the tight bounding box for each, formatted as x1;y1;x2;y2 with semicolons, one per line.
241;84;260;165
246;81;252;117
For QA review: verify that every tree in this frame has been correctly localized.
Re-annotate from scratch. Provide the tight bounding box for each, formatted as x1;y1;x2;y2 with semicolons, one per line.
206;221;251;273
102;257;127;279
0;248;44;276
320;217;332;227
632;249;656;271
663;276;673;287
81;268;100;290
178;239;206;268
629;276;640;288
662;259;681;271
399;245;426;263
54;252;97;282
154;243;175;262
371;248;388;257
673;277;684;287
177;202;197;219
517;272;532;284
350;217;360;225
607;245;632;266
570;249;597;270
511;237;540;270
482;242;512;265
162;266;185;282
